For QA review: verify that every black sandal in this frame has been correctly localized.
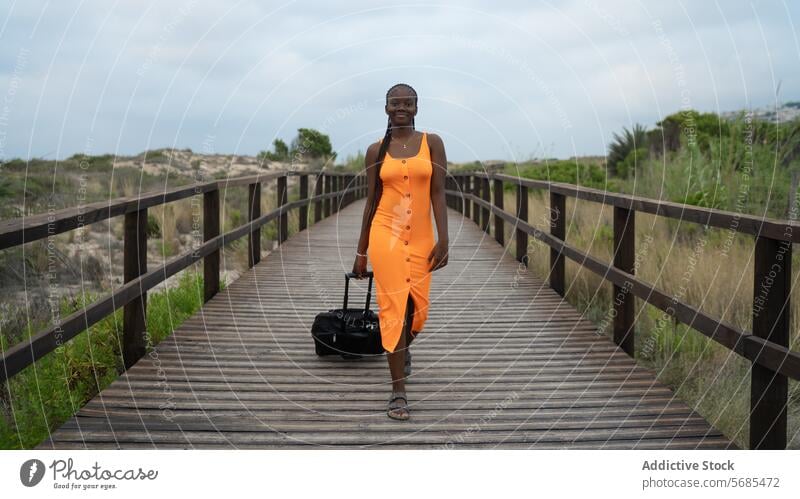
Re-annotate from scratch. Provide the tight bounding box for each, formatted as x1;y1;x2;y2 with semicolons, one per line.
387;391;410;420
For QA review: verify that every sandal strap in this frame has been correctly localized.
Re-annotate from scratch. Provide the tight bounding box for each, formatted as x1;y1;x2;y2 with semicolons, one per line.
389;395;407;404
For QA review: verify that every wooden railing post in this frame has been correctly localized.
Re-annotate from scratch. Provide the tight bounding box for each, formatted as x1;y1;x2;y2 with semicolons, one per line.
481;176;490;234
122;208;148;370
323;174;331;218
204;188;220;302
472;174;480;225
452;176;460;213
277;174;288;244
447;177;454;210
248;181;261;268
516;182;528;266
314;173;323;223
461;175;466;212
493;177;504;246
299;174;309;231
330;175;338;214
463;176;471;219
750;236;791;449
613;205;635;356
346;174;354;206
446;177;451;209
549;191;565;296
453;176;460;211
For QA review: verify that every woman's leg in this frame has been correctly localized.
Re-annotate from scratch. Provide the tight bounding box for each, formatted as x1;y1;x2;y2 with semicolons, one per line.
388;294;416;391
405;296;416;347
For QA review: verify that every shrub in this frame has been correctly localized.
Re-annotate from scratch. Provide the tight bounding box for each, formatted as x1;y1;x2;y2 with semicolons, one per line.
608;123;648;175
146;214;161;238
615;147;648;179
511;160;618;191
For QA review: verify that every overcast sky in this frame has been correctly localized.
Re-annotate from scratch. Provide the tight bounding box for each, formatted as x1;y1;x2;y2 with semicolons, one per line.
0;0;798;164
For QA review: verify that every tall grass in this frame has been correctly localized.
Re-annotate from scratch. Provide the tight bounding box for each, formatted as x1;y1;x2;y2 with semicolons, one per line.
499;186;800;449
0;270;213;449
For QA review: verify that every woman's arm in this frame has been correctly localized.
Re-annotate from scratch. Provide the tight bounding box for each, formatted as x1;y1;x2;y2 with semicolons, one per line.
427;133;449;271
355;142;381;255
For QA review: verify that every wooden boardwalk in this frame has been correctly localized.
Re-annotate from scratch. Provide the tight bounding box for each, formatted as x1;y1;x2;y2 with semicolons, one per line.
38;199;737;449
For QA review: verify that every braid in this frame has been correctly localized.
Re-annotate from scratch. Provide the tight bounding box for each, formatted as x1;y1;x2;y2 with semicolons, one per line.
367;83;417;226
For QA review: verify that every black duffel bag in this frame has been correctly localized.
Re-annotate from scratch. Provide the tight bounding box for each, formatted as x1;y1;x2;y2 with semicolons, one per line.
311;271;384;359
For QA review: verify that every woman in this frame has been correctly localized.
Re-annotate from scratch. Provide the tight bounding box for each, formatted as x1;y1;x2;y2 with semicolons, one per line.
351;83;449;420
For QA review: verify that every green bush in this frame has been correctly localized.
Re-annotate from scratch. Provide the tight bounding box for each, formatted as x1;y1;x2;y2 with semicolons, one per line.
616;147;648;179
608;123;648;175
146;214;162;238
511;160;621;191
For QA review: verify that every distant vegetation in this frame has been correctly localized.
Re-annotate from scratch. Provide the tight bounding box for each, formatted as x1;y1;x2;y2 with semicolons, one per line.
453;109;800;220
259;128;337;167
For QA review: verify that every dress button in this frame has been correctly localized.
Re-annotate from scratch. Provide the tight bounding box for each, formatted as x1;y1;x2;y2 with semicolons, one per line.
406;225;410;229
406;193;411;198
406;210;411;214
403;175;408;180
406;278;410;282
401;160;406;164
406;257;410;262
404;241;408;245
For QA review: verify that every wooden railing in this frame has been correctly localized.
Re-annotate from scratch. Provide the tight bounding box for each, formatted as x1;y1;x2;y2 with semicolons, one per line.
0;171;367;382
445;172;800;450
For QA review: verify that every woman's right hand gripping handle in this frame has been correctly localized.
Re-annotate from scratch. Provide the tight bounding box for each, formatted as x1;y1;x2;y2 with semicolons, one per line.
352;254;368;279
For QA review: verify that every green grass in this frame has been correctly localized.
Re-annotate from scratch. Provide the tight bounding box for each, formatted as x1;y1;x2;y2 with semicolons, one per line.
0;270;219;449
503;158;625;192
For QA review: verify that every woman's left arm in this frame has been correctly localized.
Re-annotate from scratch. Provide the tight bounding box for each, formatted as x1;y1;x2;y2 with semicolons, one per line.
427;133;449;272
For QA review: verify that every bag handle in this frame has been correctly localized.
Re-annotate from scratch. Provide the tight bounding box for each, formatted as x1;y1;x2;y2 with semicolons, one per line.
343;271;374;313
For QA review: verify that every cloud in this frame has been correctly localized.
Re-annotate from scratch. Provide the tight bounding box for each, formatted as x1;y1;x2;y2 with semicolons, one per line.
0;0;797;162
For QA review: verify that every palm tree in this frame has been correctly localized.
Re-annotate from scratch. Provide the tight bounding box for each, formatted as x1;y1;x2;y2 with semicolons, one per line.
607;123;648;176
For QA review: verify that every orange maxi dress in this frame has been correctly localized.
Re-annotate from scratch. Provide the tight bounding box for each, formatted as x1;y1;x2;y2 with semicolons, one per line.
368;131;435;353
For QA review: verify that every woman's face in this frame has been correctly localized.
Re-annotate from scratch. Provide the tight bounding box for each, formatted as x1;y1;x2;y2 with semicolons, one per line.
386;87;416;127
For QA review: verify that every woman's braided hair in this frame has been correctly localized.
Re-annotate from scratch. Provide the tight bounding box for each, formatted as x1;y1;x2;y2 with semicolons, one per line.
367;83;417;225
